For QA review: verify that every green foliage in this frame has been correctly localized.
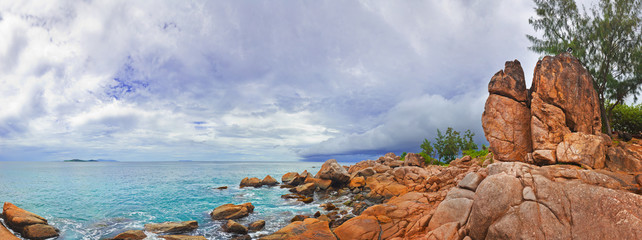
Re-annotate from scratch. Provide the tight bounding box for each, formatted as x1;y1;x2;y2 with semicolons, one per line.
420;139;434;157
527;0;642;134
462;145;489;159
418;152;443;166
400;152;407;161
611;103;642;134
433;127;480;163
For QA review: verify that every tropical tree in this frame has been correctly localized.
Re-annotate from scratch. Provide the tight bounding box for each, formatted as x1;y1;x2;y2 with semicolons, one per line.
527;0;642;135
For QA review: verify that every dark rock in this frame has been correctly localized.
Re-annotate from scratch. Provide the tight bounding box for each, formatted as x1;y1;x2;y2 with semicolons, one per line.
222;220;248;234
248;220;266;231
144;221;198;234
290;215;308;222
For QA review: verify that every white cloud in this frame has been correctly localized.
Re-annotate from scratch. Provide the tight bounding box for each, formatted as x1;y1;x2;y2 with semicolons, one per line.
0;0;548;161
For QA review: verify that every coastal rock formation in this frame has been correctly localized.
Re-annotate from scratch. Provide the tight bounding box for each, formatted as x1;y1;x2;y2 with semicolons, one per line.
210;203;254;220
110;230;147;240
2;202;59;240
259;218;336;240
482;60;532;162
289;182;316;196
482;53;604;165
304;177;332;190
315;159;350;185
144;220;198;234
403;153;425;167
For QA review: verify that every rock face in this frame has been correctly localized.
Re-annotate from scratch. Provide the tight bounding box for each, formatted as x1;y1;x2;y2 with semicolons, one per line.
315;159;350;185
110;230;147;240
144;220;198;234
425;162;642;240
2;202;59;240
556;132;607;168
482;53;604;165
606;139;642;172
482;60;532;162
210;203;254;220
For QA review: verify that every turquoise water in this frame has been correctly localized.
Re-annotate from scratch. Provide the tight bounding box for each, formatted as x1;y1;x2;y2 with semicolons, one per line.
0;161;330;239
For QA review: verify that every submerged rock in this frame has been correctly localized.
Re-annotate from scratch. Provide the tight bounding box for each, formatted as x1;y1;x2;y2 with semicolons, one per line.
159;235;207;240
110;230;147;240
144;220;198;234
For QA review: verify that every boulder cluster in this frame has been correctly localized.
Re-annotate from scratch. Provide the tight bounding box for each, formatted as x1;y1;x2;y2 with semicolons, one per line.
481;53;640;172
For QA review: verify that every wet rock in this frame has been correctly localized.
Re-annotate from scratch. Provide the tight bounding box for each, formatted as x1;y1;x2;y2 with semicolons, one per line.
290;215;308;222
259;218;336;240
248;220;266;231
222;220;248;234
210;203;254;220
240;177;262;188
144;220;198;234
261;175;279;186
159;235;207;240
2;202;59;240
216;186;228;190
282;172;305;186
304;177;332;190
110;230;147;240
315;159;350;185
320;203;336;211
230;235;251;240
289;182;316;196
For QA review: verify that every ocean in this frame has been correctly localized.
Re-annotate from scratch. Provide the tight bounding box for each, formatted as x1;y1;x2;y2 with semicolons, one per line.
0;161;340;239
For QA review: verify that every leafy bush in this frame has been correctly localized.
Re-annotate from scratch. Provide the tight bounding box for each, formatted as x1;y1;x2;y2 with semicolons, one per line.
611;103;642;135
462;145;489;159
400;152;407;161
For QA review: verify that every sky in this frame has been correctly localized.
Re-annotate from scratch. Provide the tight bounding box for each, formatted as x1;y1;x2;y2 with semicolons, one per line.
0;0;587;162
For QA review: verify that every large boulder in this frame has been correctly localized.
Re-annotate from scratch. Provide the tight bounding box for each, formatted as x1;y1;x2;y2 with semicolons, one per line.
315;159;350;185
606;139;642;172
144;221;198;234
482;60;532;162
556;132;607;169
2;202;59;240
210;203;254;220
530;53;602;163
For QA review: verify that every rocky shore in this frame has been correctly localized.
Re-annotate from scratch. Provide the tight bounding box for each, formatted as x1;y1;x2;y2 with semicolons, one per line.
1;53;641;239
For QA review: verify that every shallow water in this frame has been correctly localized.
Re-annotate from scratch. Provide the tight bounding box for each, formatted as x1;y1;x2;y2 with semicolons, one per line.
0;161;330;239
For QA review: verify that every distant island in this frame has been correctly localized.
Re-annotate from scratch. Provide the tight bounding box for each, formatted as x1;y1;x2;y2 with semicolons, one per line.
63;159;118;162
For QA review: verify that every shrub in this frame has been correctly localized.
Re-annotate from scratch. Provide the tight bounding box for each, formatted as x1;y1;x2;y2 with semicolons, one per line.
462;145;489;159
611;103;642;135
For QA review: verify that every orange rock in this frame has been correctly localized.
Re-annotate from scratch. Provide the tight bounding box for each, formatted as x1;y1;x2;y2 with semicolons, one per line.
304;177;332;190
2;202;59;239
261;175;278;186
259;218;336;240
349;176;366;189
110;230;147;240
334;215;381;240
0;222;20;240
